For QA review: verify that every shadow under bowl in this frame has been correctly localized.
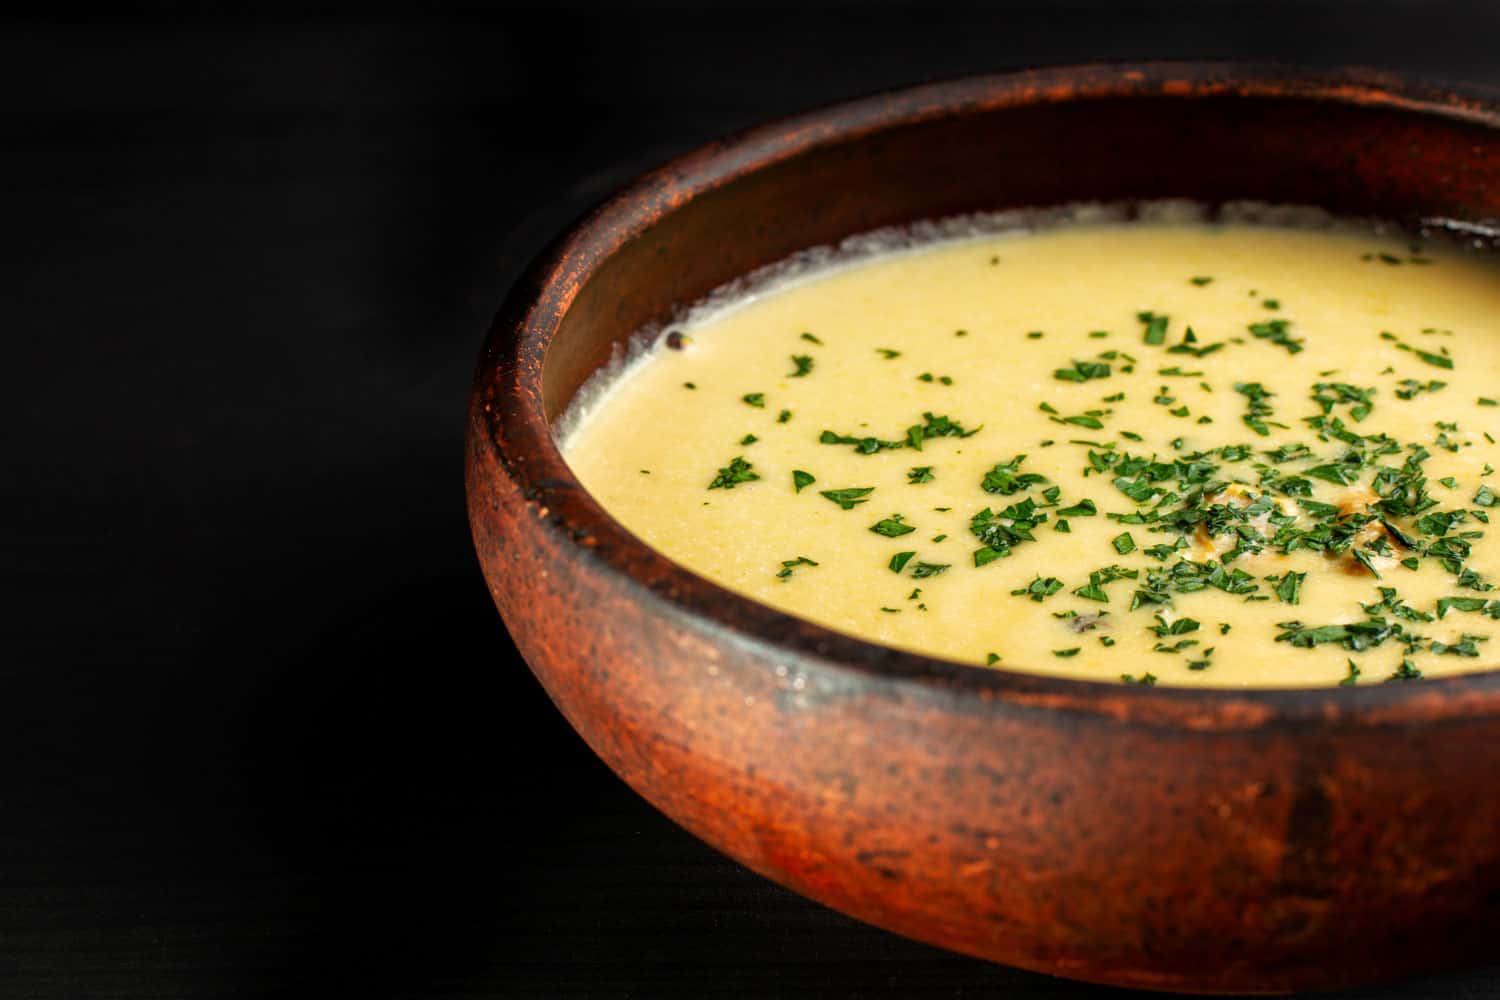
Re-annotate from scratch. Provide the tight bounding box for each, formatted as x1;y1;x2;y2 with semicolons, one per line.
466;64;1500;993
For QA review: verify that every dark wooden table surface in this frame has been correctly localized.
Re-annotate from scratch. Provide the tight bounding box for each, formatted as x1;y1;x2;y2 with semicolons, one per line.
7;5;1499;996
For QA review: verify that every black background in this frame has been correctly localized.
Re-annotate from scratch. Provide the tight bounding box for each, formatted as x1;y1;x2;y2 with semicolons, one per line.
7;3;1500;996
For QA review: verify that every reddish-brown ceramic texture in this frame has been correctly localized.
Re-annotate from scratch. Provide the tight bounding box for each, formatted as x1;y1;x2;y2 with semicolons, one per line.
466;66;1500;993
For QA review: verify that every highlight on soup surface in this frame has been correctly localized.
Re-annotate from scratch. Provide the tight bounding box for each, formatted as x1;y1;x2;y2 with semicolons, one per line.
560;205;1500;688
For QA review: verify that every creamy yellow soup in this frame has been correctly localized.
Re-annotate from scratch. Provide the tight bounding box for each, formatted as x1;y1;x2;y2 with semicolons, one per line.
562;219;1500;687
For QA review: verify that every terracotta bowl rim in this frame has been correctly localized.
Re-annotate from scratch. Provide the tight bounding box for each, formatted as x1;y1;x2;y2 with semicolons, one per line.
474;61;1500;727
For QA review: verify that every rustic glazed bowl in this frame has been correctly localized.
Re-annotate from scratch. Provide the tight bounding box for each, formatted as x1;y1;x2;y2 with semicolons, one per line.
466;64;1500;993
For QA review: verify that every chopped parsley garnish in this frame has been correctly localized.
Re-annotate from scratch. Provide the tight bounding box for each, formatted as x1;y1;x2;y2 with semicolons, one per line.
910;561;950;579
876;348;901;359
708;456;759;490
1264;442;1312;463
1166;326;1224;358
742;392;765;407
1054;358;1112;382
775;556;818;581
1388;659;1424;681
1121;672;1157;685
1436;596;1500;619
791;470;815;493
1073;565;1139;602
1235;381;1282;436
1396;379;1446;400
739;434;758;445
1431;634;1489;657
981;455;1047;495
970;498;1048;565
1189;275;1214;286
1270;571;1306;605
870;514;916;537
908;412;980;449
1012;575;1063;601
888;551;915;573
1112;532;1135;554
1248;318;1304;354
777;409;792;423
819;487;875;510
1054;648;1082;658
907;466;935;484
800;331;823;345
1137;311;1169;345
788;355;813;377
1057;499;1097;517
1340;659;1362;686
818;429;904;454
1381;330;1453;369
820;413;977;454
986;652;1001;665
1274;617;1405;652
1048;408;1109;430
1311;382;1375;422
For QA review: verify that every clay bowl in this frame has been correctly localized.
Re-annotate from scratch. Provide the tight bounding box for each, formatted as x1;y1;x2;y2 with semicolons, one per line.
466;64;1500;993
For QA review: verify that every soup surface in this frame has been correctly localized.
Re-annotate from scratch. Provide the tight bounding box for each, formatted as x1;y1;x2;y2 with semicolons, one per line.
562;219;1500;687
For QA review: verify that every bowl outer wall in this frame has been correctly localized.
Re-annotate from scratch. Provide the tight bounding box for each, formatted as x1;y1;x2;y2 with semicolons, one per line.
466;64;1500;992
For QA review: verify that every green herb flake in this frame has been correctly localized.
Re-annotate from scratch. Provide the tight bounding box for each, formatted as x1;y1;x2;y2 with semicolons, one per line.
1388;659;1424;681
981;455;1047;495
1054;359;1112;383
800;331;823;345
1340;659;1362;686
1112;532;1136;555
907;466;935;484
1138;311;1169;346
742;392;766;408
1058;498;1098;517
791;470;815;493
1012;575;1064;602
1384;330;1455;369
1311;382;1376;422
870;514;916;537
1235;381;1281;436
708;456;760;490
1272;571;1306;605
820;487;875;510
1248;318;1304;354
775;556;818;581
819;429;904;455
888;551;915;573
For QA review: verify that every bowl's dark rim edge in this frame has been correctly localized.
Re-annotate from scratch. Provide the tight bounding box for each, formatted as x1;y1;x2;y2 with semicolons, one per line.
473;61;1500;730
